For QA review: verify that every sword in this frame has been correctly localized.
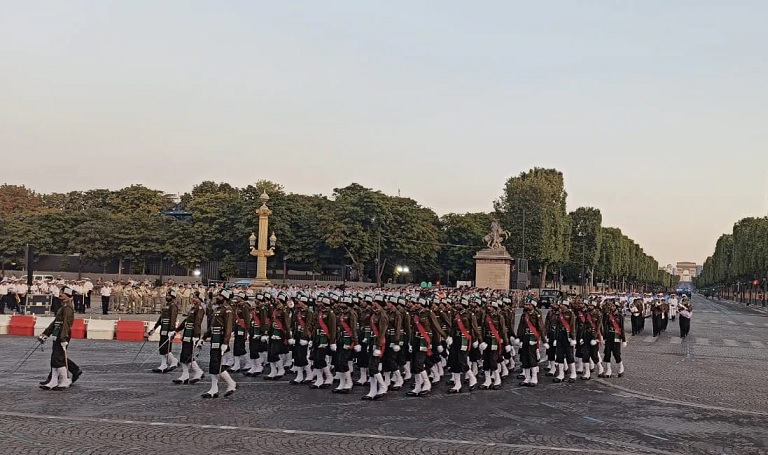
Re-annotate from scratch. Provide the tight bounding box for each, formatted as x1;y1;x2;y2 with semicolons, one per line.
132;339;149;363
10;341;43;375
137;338;171;368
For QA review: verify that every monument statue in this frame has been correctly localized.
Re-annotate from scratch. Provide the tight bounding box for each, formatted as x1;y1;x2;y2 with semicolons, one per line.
483;219;510;250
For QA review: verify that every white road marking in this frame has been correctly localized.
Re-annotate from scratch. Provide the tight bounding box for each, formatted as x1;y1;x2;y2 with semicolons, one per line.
726;321;736;325
723;339;738;347
583;416;604;424
669;338;682;344
750;341;766;349
744;322;754;326
643;336;656;343
0;410;631;455
642;433;670;441
695;338;710;346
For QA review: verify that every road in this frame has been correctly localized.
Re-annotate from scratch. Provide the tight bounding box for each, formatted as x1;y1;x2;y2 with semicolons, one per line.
1;294;766;455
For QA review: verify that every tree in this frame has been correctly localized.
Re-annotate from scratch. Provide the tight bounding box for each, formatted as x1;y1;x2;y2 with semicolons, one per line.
0;184;44;214
494;168;570;288
439;212;493;283
108;185;170;214
219;253;239;280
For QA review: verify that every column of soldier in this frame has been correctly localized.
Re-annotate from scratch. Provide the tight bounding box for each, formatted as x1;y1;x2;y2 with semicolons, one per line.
137;287;629;399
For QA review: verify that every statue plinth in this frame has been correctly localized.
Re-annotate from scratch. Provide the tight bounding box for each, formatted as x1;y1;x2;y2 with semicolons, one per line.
474;248;512;290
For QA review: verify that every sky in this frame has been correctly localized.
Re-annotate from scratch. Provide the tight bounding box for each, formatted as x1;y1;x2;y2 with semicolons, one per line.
2;1;768;267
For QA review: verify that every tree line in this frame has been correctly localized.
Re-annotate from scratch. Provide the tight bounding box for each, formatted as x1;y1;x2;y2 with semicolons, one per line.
696;216;768;297
0;168;677;289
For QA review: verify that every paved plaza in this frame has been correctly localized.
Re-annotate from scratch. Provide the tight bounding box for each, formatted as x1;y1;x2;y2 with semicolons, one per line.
1;295;767;455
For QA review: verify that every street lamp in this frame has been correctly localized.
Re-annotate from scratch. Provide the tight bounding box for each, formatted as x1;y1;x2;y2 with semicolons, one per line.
192;269;201;278
248;192;277;287
396;265;410;284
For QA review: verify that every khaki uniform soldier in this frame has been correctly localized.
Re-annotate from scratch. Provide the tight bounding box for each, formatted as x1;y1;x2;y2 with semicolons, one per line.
172;292;206;384
38;286;81;390
265;293;292;380
201;289;237;398
244;293;270;376
148;289;180;373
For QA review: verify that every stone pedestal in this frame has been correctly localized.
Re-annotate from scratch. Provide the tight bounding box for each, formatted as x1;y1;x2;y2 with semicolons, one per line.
474;248;512;290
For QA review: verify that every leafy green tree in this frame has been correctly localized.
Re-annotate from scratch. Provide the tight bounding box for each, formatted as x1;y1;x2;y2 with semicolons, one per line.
439;212;493;282
495;168;570;287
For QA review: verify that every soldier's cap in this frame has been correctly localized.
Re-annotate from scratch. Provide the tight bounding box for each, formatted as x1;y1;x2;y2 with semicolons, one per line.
417;297;427;305
264;292;271;299
364;295;373;303
237;291;247;299
560;299;570;307
62;287;74;297
352;296;360;304
502;297;511;304
491;300;499;308
299;296;309;303
277;293;287;302
373;294;383;303
527;300;538;307
329;293;340;301
321;296;331;305
460;297;469;306
341;296;352;304
167;289;178;298
219;289;232;300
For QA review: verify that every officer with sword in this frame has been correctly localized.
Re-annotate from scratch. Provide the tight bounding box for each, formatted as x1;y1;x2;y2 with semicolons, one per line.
38;286;82;390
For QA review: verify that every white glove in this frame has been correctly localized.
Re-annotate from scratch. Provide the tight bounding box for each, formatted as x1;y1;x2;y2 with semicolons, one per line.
445;337;453;347
543;342;550;350
61;341;68;348
590;339;597;346
354;344;361;352
504;344;512;353
408;345;413;353
38;335;48;343
529;340;537;346
437;345;444;354
569;339;576;347
343;344;351;350
579;339;584;345
330;343;337;352
373;349;382;357
479;342;488;351
221;344;228;353
194;339;203;348
472;341;479;349
299;339;308;346
389;343;396;348
509;336;515;344
167;331;176;339
148;328;155;336
622;341;627;348
260;336;268;343
514;338;521;347
308;341;313;348
392;344;401;352
288;338;296;346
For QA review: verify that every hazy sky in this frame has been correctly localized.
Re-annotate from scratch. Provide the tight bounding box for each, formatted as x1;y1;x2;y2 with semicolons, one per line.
2;1;768;267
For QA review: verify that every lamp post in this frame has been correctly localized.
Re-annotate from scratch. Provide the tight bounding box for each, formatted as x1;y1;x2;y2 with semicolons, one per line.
248;192;277;288
396;265;410;284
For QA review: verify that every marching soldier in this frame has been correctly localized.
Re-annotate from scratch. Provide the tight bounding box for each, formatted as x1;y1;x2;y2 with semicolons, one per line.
600;300;627;378
38;286;82;390
265;293;292;380
406;297;446;397
230;292;251;373
362;295;389;400
172;292;206;384
517;299;544;387
310;295;336;389
500;297;518;378
580;299;603;379
245;293;270;376
629;298;643;336
446;297;480;393
355;295;373;387
332;296;359;393
543;300;559;376
147;289;180;373
201;289;237;398
553;299;577;383
289;295;313;385
479;300;508;390
651;300;664;337
678;296;693;338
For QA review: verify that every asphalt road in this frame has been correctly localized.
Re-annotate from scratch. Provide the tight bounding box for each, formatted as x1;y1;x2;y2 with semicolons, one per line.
1;294;766;455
